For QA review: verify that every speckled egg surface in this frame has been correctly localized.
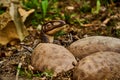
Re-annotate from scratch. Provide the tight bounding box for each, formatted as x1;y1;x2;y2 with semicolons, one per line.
73;51;120;80
31;43;77;75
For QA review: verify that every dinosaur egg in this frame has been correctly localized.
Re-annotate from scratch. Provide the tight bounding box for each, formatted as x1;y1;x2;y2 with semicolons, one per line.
73;51;120;80
68;36;120;59
31;43;77;75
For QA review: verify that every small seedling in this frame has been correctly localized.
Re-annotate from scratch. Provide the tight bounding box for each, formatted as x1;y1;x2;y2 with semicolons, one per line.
92;0;101;14
41;69;54;78
41;0;48;18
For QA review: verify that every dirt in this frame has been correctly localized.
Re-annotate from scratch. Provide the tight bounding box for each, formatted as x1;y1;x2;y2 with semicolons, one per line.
0;1;120;80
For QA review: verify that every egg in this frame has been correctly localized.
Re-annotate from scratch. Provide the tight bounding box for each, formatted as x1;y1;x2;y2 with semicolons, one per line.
31;43;77;75
68;36;120;59
73;51;120;80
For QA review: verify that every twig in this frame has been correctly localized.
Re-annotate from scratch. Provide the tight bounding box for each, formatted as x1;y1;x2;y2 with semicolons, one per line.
101;13;120;26
16;62;22;80
23;46;33;53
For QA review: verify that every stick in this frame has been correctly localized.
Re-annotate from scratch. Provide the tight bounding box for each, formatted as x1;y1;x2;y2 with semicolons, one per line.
16;62;22;80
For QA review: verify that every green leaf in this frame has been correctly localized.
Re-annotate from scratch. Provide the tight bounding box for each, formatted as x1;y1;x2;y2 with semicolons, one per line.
41;0;48;17
92;0;101;14
96;0;101;12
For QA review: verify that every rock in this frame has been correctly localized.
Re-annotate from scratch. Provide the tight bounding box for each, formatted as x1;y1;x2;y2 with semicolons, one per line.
73;51;120;80
68;36;120;59
31;43;77;75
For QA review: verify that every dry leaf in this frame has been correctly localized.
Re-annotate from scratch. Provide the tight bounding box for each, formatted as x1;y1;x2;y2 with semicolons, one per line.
18;8;35;22
0;12;19;45
0;1;29;45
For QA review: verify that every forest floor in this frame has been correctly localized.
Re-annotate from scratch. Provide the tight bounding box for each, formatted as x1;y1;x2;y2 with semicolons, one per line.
0;1;120;80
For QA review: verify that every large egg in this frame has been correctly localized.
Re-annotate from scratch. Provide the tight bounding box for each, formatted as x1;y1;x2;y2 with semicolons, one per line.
73;51;120;80
68;36;120;59
31;43;77;75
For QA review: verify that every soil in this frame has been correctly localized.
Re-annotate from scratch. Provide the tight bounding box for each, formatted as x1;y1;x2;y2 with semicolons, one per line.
0;1;120;80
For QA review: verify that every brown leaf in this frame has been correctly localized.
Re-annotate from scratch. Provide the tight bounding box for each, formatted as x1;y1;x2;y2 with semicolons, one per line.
0;12;19;45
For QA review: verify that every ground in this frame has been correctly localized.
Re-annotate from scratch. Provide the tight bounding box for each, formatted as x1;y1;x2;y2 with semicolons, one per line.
0;1;120;80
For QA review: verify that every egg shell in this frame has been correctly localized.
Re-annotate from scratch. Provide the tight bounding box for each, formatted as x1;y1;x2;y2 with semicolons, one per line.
73;51;120;80
68;36;120;59
31;43;77;75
